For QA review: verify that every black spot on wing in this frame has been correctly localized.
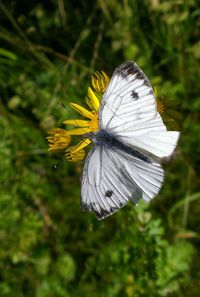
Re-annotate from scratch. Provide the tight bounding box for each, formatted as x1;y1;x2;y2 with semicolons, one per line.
113;61;151;87
131;90;139;100
105;190;113;198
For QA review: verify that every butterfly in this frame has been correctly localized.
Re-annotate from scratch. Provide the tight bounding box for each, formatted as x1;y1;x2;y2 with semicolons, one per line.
81;61;180;220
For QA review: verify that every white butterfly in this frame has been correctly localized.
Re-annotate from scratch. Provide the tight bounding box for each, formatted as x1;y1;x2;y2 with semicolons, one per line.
81;61;180;220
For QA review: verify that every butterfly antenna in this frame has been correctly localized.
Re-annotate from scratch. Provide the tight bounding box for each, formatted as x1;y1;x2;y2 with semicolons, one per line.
60;101;68;110
104;101;123;127
53;156;65;169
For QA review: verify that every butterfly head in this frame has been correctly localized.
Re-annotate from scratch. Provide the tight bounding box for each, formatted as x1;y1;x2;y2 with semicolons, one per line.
83;130;113;145
83;131;96;142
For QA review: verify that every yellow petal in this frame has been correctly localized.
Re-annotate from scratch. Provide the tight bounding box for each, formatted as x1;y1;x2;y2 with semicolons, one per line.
70;138;91;153
70;103;94;119
67;127;92;135
153;86;158;97
63;119;90;127
85;96;94;110
87;87;100;111
91;71;110;93
102;70;110;81
47;128;71;151
66;146;86;162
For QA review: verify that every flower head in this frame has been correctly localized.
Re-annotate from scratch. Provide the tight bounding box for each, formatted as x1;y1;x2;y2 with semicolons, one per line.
154;87;182;131
66;146;86;162
47;128;71;151
47;71;110;162
91;71;110;94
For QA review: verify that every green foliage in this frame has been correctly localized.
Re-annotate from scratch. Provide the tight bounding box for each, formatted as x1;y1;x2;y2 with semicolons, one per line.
0;0;199;296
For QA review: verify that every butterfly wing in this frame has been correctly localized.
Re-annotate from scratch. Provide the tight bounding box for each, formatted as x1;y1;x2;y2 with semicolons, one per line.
99;61;179;158
81;144;164;220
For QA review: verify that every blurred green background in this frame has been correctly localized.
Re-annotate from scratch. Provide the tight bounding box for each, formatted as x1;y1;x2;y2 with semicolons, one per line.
0;0;200;296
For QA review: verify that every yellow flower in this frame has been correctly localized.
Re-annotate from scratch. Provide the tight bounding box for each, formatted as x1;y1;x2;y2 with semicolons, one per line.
154;87;182;131
91;71;110;94
156;98;165;116
63;90;100;136
66;146;86;162
47;71;110;162
47;128;71;151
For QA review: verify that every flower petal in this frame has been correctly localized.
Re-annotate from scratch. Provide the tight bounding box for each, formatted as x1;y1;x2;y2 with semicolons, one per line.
70;138;91;153
87;87;100;111
66;138;91;162
91;71;110;93
66;147;86;162
63;119;90;127
67;127;92;135
85;96;94;110
47;128;71;151
70;103;94;119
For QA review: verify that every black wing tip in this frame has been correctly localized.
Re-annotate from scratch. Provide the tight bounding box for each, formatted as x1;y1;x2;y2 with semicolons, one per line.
81;202;118;220
81;200;127;220
114;61;136;76
114;61;151;87
80;202;89;212
96;206;118;220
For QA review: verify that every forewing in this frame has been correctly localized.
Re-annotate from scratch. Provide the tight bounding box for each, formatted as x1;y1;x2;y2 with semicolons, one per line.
99;61;156;132
99;61;180;158
81;145;164;220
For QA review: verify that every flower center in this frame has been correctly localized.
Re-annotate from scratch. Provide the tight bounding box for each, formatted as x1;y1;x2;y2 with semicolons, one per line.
89;113;99;132
156;99;165;115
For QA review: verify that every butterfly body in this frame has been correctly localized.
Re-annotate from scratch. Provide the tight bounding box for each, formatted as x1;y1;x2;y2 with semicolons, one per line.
92;129;151;163
81;61;180;220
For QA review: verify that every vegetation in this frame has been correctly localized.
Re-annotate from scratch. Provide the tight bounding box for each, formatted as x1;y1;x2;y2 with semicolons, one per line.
0;1;200;296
